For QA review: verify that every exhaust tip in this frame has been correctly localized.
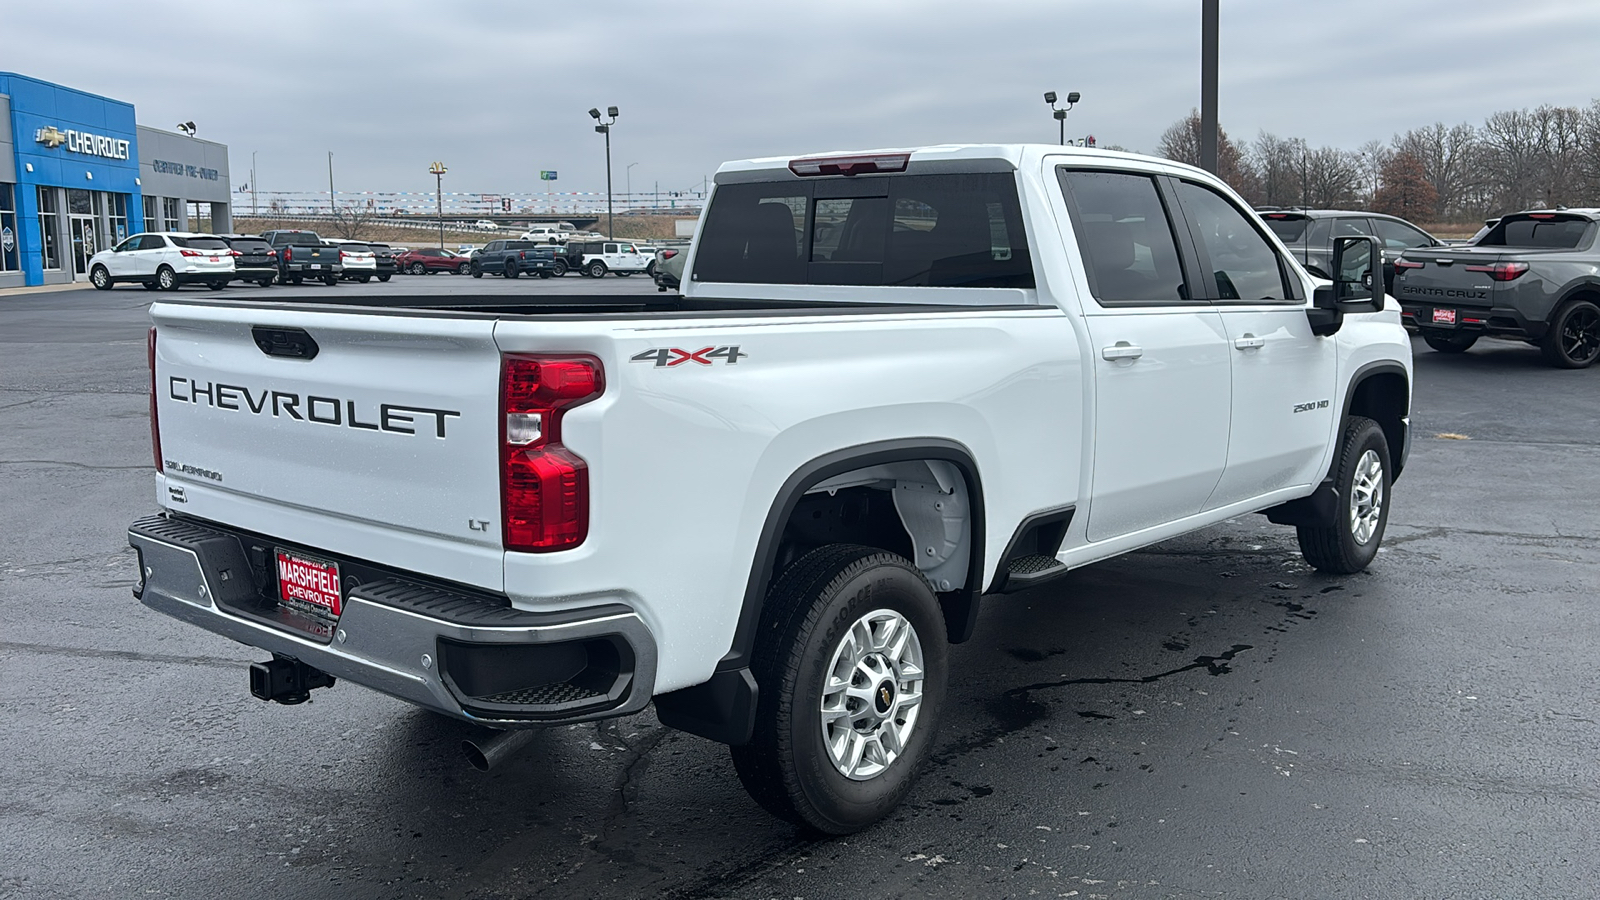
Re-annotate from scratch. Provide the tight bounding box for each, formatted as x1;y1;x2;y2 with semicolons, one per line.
462;739;492;772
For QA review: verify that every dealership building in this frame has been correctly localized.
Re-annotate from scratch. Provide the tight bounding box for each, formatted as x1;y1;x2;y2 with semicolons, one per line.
0;72;232;288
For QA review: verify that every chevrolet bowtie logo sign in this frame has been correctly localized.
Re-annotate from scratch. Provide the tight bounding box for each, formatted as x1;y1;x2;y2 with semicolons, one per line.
33;125;130;160
35;126;67;149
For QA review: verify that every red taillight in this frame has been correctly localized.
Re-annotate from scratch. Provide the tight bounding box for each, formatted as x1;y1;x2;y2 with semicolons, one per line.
148;327;162;473
284;246;293;261
229;249;242;257
788;152;910;177
661;249;678;259
339;251;349;259
1464;261;1530;281
1394;259;1424;271
179;249;203;257
500;355;604;552
268;249;278;258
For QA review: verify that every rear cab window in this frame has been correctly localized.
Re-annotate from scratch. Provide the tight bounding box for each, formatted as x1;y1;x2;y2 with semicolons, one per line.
1261;214;1309;243
1479;214;1594;249
692;171;1033;288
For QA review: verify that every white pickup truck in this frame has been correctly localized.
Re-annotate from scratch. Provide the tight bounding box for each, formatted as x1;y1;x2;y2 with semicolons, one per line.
130;144;1412;834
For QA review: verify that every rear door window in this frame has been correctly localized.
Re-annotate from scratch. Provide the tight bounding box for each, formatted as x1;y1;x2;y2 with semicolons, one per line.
1058;169;1192;306
692;182;807;284
1174;181;1293;303
1331;217;1376;239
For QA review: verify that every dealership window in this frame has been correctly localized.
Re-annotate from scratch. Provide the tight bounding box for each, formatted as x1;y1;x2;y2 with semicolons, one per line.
163;197;181;231
143;195;160;231
37;187;61;271
108;194;129;244
0;184;17;273
187;201;211;234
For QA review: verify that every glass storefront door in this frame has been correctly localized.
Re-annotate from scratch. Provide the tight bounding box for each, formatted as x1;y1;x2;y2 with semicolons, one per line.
67;190;97;280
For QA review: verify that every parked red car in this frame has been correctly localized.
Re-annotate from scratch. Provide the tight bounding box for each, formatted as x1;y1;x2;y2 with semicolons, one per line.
394;247;469;275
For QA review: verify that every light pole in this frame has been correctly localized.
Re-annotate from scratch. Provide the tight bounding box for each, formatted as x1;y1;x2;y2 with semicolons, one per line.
327;151;336;216
250;150;257;218
1043;91;1080;145
626;162;638;214
588;106;618;238
429;161;447;250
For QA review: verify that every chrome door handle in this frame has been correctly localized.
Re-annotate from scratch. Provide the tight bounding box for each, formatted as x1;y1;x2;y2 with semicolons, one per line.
1101;341;1144;361
1233;334;1266;350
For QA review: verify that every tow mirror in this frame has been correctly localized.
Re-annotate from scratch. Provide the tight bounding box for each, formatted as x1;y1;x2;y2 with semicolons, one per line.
1309;235;1384;336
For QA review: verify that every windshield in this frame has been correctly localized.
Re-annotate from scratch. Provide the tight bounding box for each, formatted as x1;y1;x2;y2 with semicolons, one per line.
1261;215;1309;242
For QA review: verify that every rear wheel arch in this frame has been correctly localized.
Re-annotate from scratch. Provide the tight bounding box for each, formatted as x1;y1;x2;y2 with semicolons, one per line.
653;439;986;745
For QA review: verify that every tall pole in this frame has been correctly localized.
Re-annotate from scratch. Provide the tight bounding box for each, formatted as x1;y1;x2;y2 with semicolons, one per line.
1200;0;1220;175
626;162;638;214
251;151;257;218
604;126;613;238
429;161;448;250
327;151;336;215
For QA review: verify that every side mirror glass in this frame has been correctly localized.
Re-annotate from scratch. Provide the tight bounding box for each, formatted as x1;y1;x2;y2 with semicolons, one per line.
1332;235;1382;311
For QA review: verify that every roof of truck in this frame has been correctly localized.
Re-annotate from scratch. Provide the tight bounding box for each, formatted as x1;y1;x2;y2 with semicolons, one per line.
714;143;1207;182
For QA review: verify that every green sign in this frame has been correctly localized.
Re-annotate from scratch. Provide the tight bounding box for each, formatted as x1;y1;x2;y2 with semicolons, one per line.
540;171;557;181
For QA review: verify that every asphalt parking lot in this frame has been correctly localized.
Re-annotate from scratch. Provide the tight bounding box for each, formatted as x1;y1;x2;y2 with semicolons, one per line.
3;279;1598;900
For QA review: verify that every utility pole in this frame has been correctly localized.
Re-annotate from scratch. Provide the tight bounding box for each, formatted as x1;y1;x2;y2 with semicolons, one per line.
626;162;638;214
327;151;337;216
429;161;448;250
251;150;258;218
1200;0;1220;175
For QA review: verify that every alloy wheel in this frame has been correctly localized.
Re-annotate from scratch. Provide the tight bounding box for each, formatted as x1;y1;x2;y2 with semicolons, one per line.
819;608;925;781
1349;449;1385;546
1561;306;1600;364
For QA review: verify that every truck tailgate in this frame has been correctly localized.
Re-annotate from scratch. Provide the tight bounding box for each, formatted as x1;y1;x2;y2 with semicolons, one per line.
150;302;506;590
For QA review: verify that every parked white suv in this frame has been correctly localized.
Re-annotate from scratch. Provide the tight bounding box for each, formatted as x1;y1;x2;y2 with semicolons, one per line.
132;144;1411;834
90;232;236;291
324;239;378;283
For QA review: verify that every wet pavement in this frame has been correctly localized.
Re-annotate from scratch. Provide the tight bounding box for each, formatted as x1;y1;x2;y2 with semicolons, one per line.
3;281;1598;899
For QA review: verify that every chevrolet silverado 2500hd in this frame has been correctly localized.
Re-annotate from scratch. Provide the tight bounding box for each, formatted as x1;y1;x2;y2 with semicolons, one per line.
130;144;1412;834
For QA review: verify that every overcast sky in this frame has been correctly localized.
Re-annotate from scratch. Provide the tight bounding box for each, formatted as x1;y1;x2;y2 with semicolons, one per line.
9;0;1600;201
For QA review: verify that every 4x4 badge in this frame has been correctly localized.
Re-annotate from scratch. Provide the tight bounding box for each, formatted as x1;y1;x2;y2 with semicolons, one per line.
630;346;748;367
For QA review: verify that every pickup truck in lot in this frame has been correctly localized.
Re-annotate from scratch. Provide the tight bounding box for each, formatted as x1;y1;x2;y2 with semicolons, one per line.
260;230;343;286
131;144;1412;834
469;240;558;279
1395;208;1600;367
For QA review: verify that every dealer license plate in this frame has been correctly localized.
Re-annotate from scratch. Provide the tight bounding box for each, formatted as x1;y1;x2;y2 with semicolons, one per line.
275;549;342;620
310;263;322;270
208;256;220;262
1432;308;1457;325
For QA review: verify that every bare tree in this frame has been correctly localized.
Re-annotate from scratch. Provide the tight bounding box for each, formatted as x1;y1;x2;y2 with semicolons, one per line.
328;201;377;240
1250;131;1303;208
1299;145;1363;208
1391;123;1479;219
1356;140;1390;206
1157;111;1258;200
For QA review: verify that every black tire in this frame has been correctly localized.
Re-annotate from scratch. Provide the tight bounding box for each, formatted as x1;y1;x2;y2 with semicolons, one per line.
258;277;275;287
358;275;372;284
323;275;339;286
617;271;632;277
552;260;568;277
470;262;483;278
587;261;607;278
539;270;552;279
206;280;225;291
646;261;656;276
156;266;178;291
377;274;390;283
409;263;426;276
730;544;948;835
141;281;159;291
290;276;303;286
1297;416;1391;575
504;262;520;279
1424;332;1478;354
90;266;112;291
1539;298;1600;369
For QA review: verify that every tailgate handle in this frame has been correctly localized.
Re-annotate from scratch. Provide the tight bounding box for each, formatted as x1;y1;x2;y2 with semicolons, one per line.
252;326;320;360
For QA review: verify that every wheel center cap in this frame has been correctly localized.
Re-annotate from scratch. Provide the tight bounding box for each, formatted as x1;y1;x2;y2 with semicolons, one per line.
873;679;896;715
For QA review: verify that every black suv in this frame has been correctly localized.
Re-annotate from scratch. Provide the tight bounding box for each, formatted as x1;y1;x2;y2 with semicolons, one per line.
369;243;397;282
217;234;279;287
469;240;557;279
1259;209;1442;292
